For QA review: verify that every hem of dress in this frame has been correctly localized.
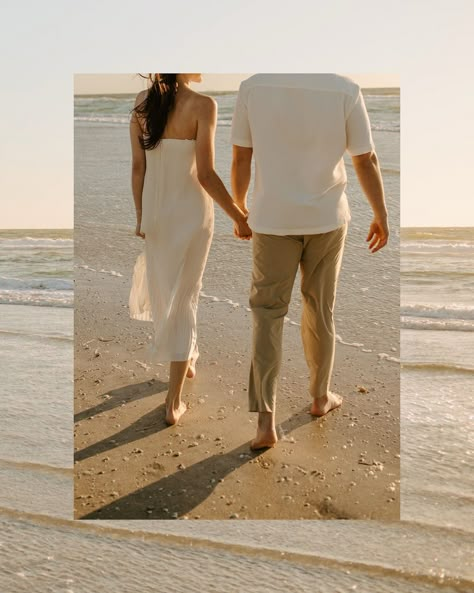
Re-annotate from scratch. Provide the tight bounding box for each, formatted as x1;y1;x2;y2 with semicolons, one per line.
130;311;153;322
140;337;197;364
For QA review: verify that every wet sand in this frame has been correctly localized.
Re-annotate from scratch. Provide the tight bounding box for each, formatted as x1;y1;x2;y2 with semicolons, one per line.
74;227;399;520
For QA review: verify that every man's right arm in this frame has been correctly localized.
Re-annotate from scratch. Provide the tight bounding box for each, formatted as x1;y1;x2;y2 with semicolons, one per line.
346;86;389;253
352;151;389;253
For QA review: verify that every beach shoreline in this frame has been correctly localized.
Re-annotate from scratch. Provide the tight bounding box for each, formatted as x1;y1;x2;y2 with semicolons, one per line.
74;236;400;520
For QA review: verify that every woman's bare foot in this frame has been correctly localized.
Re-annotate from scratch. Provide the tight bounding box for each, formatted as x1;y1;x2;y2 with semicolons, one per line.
250;411;278;450
310;392;343;417
186;347;199;379
165;397;187;425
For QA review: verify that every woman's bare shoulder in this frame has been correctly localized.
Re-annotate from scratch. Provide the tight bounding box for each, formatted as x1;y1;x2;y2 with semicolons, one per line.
188;89;217;111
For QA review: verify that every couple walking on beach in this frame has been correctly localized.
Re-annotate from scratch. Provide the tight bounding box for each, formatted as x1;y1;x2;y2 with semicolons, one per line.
129;73;389;450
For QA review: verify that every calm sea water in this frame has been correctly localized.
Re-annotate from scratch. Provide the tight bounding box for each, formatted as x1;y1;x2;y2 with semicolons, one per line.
401;227;474;531
0;230;73;472
2;89;473;591
0;230;73;308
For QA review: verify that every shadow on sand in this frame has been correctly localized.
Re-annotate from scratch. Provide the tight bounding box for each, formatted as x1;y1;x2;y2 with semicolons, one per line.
75;402;170;462
74;378;168;423
81;407;316;520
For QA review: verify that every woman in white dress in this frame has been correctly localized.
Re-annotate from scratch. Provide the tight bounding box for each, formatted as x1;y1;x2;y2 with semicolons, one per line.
129;73;251;425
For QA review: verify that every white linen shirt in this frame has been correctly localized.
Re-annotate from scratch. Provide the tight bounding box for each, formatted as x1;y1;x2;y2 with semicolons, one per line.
231;73;375;235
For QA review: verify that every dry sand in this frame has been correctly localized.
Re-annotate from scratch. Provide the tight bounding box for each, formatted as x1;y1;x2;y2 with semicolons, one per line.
74;230;399;520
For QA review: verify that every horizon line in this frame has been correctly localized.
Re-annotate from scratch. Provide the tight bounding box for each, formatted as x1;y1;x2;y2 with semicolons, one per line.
74;85;401;97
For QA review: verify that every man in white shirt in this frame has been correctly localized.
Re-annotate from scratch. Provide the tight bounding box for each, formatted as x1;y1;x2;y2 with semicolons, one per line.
231;73;389;450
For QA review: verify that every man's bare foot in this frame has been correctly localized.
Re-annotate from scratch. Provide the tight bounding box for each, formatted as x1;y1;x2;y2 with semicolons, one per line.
165;398;187;425
310;392;343;417
250;411;278;450
250;430;278;451
186;348;199;379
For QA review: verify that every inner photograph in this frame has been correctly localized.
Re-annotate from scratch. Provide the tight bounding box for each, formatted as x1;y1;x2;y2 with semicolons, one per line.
73;73;400;520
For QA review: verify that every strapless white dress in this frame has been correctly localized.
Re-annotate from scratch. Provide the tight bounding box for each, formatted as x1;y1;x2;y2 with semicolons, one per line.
129;139;214;362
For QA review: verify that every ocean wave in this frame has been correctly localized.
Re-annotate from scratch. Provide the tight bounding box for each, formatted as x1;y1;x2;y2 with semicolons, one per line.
75;95;135;102
0;458;72;475
0;290;73;308
401;270;474;279
75;115;129;125
401;228;474;242
364;94;400;99
75;115;234;128
402;362;474;374
0;237;72;245
1;507;472;591
402;241;474;250
0;329;73;342
371;123;400;133
0;238;73;251
401;317;474;332
0;277;73;291
401;304;474;321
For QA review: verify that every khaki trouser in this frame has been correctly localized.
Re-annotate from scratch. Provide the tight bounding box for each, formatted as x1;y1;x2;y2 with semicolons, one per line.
248;223;348;412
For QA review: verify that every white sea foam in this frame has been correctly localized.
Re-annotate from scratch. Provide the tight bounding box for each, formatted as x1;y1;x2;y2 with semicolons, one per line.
99;269;123;277
401;317;474;332
0;237;73;249
377;353;400;363
402;362;474;374
0;237;72;244
0;289;73;308
402;240;474;250
401;303;474;321
0;294;73;307
0;328;73;342
76;264;96;272
0;277;73;291
336;334;364;348
74;115;129;125
200;292;395;359
75;264;122;277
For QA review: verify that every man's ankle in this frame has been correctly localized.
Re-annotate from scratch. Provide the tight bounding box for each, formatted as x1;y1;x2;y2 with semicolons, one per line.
258;411;275;430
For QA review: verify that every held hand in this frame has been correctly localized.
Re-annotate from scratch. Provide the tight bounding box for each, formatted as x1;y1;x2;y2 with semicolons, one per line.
234;217;252;240
135;221;145;239
366;217;389;253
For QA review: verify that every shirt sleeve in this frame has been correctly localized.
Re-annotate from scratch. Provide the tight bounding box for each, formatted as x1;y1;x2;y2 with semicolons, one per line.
231;83;253;147
346;90;374;156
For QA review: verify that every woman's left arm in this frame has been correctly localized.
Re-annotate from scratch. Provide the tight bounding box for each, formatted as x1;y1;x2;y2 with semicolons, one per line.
130;93;147;238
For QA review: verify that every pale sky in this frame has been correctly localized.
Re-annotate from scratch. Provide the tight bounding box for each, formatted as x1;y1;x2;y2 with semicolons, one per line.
0;1;472;228
74;73;400;95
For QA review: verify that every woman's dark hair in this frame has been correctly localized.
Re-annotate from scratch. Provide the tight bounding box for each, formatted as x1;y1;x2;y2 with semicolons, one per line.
133;74;178;150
